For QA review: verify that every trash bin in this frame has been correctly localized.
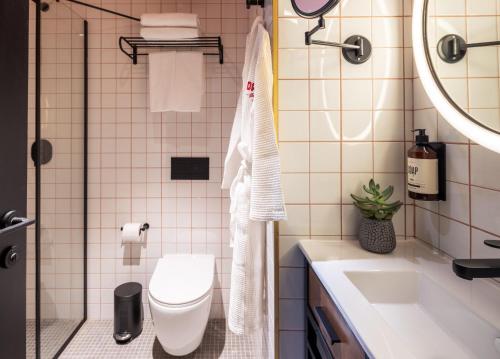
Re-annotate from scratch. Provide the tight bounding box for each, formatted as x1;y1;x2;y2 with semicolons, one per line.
114;282;143;344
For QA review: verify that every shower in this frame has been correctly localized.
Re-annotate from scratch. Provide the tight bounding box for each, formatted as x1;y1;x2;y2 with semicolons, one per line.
27;0;88;357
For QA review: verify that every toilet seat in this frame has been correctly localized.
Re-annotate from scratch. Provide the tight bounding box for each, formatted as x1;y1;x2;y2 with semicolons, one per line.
148;288;211;308
149;254;214;306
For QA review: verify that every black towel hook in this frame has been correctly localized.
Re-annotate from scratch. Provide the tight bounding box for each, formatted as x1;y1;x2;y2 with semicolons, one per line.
246;0;264;9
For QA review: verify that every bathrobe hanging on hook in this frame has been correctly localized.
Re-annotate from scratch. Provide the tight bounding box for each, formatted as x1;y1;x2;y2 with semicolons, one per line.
222;17;286;336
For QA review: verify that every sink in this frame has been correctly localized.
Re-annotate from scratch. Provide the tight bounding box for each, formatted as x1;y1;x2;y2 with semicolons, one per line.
344;270;500;359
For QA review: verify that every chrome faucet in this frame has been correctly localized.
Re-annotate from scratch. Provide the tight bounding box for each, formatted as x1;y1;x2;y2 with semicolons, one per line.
453;240;500;280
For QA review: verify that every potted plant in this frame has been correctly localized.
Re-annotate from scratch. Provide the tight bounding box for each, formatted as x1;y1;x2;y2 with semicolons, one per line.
351;179;403;254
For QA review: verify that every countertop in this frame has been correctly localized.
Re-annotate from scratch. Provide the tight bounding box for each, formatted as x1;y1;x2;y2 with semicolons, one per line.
299;238;500;359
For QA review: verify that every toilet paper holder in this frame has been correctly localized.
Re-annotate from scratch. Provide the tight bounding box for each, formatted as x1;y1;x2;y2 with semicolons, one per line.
120;223;149;233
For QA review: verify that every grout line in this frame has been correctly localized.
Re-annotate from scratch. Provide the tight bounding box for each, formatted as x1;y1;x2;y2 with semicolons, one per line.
339;5;343;240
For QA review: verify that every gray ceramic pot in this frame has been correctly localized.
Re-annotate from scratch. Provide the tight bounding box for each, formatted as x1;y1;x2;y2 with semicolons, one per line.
358;217;396;254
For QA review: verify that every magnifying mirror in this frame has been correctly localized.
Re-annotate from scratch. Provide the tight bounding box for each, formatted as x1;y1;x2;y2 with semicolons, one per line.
290;0;339;18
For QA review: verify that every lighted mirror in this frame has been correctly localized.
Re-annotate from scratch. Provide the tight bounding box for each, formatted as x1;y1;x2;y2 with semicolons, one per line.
290;0;339;18
413;0;500;153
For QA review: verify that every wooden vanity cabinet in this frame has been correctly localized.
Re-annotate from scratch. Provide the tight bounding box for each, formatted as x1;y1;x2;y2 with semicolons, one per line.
306;266;367;359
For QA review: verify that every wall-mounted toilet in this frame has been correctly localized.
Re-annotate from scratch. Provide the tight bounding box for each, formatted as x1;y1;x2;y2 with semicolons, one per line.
148;254;215;356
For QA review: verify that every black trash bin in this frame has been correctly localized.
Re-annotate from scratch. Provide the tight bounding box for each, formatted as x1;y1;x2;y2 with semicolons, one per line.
114;282;143;344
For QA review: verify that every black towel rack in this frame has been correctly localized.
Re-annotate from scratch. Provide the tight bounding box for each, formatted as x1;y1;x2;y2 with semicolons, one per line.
119;36;224;65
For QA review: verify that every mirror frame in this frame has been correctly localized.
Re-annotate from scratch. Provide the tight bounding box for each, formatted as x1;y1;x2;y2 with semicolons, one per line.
291;0;339;19
413;0;500;153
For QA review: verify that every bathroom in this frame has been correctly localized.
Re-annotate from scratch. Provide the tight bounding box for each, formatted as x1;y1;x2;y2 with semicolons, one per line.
1;0;500;358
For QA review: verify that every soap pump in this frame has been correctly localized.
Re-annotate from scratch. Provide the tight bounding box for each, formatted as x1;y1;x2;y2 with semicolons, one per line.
407;129;445;201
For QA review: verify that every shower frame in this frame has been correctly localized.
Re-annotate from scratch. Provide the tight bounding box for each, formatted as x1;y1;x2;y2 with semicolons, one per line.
34;0;88;357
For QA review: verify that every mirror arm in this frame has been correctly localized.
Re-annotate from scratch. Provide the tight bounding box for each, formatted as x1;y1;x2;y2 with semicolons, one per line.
304;15;372;64
305;16;358;49
305;16;326;45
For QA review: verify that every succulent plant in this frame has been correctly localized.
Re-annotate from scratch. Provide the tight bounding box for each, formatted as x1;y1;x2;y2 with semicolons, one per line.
351;179;403;221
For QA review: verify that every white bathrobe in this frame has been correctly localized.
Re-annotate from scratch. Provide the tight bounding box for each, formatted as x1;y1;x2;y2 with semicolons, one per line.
222;17;286;335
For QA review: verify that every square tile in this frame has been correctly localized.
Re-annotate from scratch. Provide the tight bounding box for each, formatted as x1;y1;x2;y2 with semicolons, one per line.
342;143;373;172
310;142;341;172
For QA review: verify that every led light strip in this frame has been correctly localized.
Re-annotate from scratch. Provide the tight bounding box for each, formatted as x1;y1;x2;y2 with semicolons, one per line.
412;0;500;153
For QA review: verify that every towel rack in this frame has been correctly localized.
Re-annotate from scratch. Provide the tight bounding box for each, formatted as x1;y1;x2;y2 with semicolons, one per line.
118;36;224;65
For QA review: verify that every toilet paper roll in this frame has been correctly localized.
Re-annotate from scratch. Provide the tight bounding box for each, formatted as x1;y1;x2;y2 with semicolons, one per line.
121;223;143;244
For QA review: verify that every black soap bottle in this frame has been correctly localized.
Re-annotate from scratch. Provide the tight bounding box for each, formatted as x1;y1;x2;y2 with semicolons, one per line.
407;129;439;201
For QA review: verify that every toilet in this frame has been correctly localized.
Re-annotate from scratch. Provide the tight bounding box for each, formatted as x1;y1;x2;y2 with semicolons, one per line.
148;254;215;356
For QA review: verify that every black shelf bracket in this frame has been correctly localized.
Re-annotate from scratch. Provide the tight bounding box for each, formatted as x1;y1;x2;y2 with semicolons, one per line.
118;36;224;65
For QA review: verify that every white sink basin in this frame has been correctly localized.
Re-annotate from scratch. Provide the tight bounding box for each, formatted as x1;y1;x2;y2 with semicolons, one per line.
345;270;500;359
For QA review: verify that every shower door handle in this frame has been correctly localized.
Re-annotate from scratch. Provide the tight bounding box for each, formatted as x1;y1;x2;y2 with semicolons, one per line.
0;210;35;237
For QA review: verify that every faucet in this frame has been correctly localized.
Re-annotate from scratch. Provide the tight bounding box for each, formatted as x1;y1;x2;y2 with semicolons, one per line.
453;240;500;280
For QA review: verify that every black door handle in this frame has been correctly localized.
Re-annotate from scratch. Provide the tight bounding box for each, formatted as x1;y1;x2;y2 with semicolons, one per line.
315;306;341;346
0;210;35;236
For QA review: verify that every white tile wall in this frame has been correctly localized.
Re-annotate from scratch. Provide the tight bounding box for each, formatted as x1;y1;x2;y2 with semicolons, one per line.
414;0;500;260
277;0;413;356
29;4;275;353
27;1;86;322
427;0;500;131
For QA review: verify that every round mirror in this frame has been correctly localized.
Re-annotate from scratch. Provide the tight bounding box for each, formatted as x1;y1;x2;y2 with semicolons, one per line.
291;0;339;18
413;0;500;153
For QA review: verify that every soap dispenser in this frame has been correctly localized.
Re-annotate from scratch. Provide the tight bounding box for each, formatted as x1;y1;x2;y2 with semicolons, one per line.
407;129;445;201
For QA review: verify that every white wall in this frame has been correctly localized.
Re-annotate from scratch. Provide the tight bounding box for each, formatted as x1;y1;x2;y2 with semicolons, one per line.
426;0;500;130
276;0;500;356
27;0;263;323
276;0;414;355
83;0;253;321
27;0;86;322
414;0;500;260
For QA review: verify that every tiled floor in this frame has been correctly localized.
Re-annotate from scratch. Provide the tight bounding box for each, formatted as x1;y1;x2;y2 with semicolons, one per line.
61;319;266;358
26;319;81;359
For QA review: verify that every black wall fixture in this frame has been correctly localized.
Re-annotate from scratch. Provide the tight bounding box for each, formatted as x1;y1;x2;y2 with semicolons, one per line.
437;34;500;63
289;0;372;64
429;142;447;201
305;16;371;64
246;0;264;9
171;157;210;180
30;139;53;165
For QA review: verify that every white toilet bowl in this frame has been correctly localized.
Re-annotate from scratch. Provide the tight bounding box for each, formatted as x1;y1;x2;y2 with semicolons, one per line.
148;254;215;356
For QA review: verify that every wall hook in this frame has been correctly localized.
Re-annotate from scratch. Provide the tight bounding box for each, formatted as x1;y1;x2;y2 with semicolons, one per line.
305;15;372;64
246;0;264;9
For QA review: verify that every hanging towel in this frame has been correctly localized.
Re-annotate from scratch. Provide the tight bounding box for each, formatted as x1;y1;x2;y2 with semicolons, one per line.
140;27;199;40
140;13;199;28
223;17;286;336
148;51;204;112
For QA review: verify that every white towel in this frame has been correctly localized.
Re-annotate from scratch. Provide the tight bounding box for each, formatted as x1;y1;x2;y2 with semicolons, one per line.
148;51;204;112
140;13;199;28
140;27;199;40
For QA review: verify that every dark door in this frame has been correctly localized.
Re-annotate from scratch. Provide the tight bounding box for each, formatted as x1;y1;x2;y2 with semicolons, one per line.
0;1;30;358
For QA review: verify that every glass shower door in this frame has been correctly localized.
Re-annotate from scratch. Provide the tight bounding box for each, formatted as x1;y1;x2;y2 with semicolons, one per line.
31;1;87;357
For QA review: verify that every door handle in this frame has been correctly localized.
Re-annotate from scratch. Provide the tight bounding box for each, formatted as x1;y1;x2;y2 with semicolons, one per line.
0;210;35;236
